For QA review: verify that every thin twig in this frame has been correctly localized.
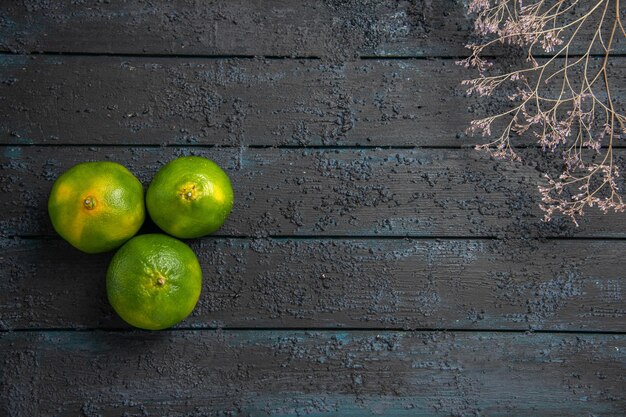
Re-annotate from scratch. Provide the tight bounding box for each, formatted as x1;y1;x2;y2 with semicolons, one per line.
459;0;626;224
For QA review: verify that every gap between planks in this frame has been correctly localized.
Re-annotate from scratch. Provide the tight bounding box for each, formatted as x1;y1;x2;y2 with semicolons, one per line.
2;50;626;60
12;234;626;241
3;327;626;335
3;144;626;150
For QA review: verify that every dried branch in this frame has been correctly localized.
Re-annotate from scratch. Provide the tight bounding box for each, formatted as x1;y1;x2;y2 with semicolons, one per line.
459;0;626;225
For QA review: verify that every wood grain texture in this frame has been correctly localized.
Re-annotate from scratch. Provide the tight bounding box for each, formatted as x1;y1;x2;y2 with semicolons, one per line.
3;146;626;239
1;55;625;146
1;236;625;331
0;55;472;147
1;330;624;416
1;0;623;57
0;0;506;57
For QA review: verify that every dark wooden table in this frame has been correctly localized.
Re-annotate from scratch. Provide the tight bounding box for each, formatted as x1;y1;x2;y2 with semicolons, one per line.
1;1;625;416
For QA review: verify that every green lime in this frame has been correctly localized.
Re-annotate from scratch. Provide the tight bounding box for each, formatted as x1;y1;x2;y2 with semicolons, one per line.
48;161;145;253
106;234;202;330
146;156;234;238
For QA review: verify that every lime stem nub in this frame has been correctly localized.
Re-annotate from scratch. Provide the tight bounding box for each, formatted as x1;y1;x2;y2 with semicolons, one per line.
156;277;165;286
179;183;198;201
83;196;96;210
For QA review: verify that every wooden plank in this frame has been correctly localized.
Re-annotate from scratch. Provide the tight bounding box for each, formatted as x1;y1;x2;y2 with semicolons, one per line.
0;0;490;57
0;55;485;147
1;0;623;57
0;55;473;147
1;330;624;416
2;146;626;238
1;236;625;331
1;55;625;146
